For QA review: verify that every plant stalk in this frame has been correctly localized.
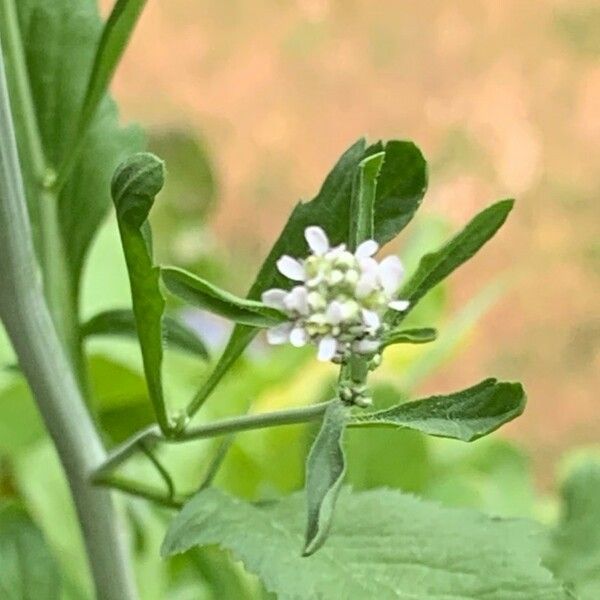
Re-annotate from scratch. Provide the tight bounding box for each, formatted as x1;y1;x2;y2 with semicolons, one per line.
0;45;138;600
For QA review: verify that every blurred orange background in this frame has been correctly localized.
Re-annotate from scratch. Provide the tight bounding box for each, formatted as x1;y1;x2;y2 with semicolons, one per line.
103;0;599;483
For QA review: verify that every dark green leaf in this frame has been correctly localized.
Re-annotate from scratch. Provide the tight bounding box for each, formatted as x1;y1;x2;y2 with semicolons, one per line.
398;199;514;317
190;139;427;414
0;503;62;599
161;266;287;328
303;401;348;556
111;152;171;432
381;326;438;347
548;461;600;599
9;0;144;303
349;378;526;441
349;151;385;249
56;0;147;188
81;308;209;358
162;488;568;599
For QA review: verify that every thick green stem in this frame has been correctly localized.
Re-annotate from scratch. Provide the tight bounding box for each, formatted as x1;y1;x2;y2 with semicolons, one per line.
0;45;138;600
0;0;81;373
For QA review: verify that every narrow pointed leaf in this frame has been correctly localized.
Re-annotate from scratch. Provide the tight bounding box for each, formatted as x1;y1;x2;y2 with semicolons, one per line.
189;139;427;414
303;400;348;556
162;488;568;599
397;199;514;318
161;266;287;328
381;326;438;347
349;378;526;441
56;0;148;188
81;308;209;358
111;152;171;433
349;151;385;249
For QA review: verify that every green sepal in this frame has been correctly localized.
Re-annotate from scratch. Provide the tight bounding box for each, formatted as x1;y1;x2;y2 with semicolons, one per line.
161;266;287;328
349;378;526;442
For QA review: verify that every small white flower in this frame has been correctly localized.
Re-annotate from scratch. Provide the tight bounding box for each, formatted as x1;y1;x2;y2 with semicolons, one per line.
277;255;305;281
305;226;329;256
261;288;287;310
317;336;338;361
263;226;409;362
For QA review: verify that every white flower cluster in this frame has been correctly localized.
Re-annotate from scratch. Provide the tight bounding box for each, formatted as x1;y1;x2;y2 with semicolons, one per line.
261;226;409;362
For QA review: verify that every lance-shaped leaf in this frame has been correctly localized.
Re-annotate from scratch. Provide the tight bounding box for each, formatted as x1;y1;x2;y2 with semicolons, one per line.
111;152;172;433
395;199;513;320
303;401;348;556
381;326;438;347
349;378;526;442
56;0;148;189
81;308;209;358
162;488;568;599
349;151;385;250
161;266;287;328
188;139;427;415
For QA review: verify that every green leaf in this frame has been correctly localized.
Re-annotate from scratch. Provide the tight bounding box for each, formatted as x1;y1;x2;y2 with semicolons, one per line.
56;0;147;189
398;199;513;316
548;461;600;599
190;139;427;414
349;151;385;249
0;502;62;599
381;326;438;347
81;308;209;358
349;378;526;442
111;152;171;432
8;0;144;303
303;401;348;556
161;266;287;328
162;488;568;599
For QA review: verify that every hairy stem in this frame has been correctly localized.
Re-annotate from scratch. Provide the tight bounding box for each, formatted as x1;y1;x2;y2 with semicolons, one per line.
0;45;138;600
94;401;334;482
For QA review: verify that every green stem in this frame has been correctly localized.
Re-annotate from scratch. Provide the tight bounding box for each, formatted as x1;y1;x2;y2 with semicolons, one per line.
94;401;333;481
94;474;184;510
0;44;138;600
0;0;80;373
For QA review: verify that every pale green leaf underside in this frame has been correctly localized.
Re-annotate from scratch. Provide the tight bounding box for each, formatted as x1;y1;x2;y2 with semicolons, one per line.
303;401;347;556
162;488;567;600
547;461;600;599
161;266;287;328
349;378;526;441
0;503;61;599
80;308;209;358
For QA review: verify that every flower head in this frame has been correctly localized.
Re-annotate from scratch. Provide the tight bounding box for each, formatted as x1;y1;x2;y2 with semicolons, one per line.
261;226;409;362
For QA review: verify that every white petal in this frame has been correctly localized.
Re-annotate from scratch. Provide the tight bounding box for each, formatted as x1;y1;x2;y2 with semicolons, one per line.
317;336;338;361
277;255;305;281
388;299;410;312
355;271;378;298
359;256;378;275
266;323;293;345
355;239;379;259
378;255;405;297
289;327;308;347
325;301;343;325
284;286;309;314
261;288;287;310
353;339;380;354
304;226;329;256
362;309;381;330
